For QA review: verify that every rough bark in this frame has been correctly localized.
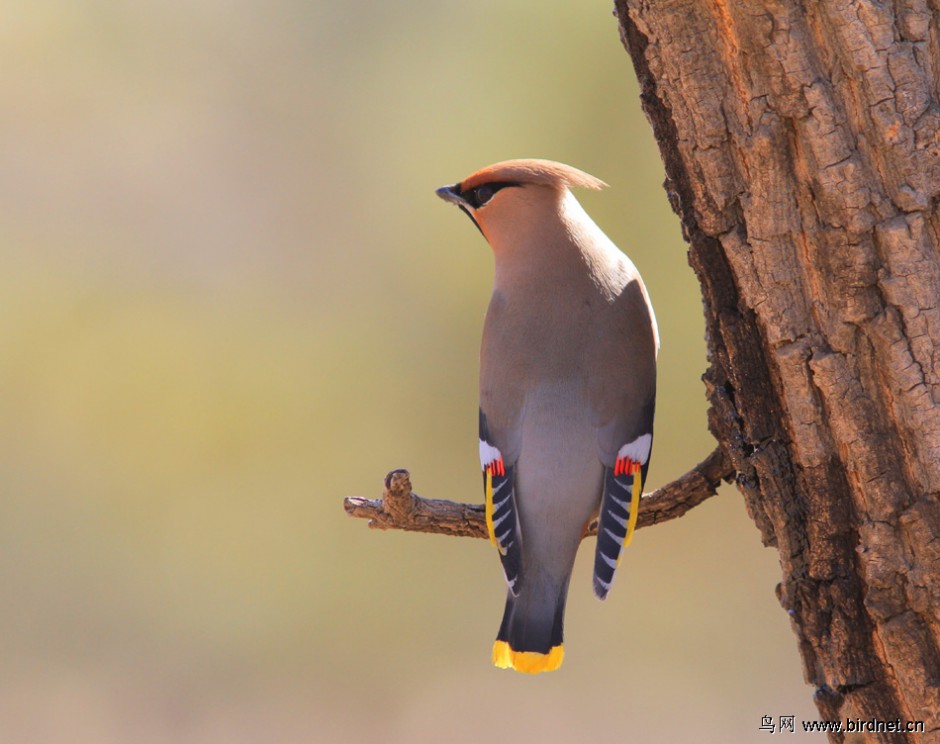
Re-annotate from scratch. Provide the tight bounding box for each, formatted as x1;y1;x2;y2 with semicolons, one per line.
615;0;940;740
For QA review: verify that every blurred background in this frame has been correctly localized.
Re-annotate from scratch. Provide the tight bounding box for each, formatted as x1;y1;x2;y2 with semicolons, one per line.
0;1;820;742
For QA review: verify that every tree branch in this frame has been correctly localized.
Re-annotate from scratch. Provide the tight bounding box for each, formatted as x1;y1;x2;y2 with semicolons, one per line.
344;446;734;539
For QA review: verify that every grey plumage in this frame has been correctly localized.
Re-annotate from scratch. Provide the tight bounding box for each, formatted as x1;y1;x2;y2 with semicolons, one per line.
437;159;657;673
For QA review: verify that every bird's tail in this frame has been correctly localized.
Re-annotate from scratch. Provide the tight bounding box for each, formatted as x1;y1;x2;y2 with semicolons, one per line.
492;580;569;674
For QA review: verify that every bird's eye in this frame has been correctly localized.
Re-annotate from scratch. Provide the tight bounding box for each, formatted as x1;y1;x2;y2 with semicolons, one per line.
475;185;495;206
463;181;515;209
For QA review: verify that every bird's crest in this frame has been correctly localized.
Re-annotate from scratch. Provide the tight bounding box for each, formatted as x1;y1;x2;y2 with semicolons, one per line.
460;159;607;192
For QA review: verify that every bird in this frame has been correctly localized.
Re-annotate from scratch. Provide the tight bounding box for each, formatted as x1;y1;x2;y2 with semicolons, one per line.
436;159;658;674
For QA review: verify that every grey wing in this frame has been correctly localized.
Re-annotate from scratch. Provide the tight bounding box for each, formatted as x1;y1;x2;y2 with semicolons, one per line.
589;275;658;599
480;408;524;596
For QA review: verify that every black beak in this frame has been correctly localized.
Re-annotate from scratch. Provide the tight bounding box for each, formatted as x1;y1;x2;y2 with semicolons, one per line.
436;183;484;236
435;184;467;206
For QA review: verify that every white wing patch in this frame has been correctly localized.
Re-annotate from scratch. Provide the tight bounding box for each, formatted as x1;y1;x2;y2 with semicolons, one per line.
479;439;502;469
616;433;652;465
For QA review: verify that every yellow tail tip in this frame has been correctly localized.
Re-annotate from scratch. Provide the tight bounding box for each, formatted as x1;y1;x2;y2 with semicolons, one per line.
492;641;564;674
493;640;513;669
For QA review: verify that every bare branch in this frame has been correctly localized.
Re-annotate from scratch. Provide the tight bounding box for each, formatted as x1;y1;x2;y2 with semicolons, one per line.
343;446;734;539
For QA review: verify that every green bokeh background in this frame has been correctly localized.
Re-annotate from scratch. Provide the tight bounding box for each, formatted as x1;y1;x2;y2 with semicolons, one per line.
2;2;819;741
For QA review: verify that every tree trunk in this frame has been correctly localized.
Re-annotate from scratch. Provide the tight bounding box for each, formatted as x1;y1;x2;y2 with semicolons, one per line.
615;1;940;740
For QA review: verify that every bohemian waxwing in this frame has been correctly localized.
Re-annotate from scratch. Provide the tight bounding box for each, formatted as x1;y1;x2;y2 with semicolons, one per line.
436;159;659;674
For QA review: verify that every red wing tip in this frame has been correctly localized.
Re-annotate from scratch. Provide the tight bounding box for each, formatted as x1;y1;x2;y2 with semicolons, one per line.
485;457;506;477
614;457;643;477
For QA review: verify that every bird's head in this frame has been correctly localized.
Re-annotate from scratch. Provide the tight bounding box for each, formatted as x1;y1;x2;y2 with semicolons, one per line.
436;159;607;245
